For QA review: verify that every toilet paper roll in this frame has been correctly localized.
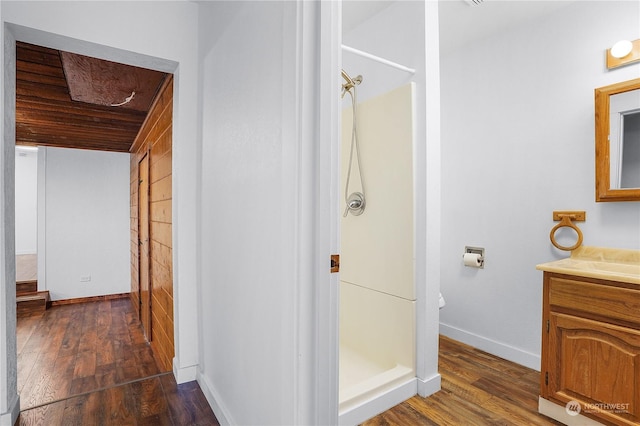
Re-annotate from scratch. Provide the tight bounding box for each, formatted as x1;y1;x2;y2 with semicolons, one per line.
463;252;483;268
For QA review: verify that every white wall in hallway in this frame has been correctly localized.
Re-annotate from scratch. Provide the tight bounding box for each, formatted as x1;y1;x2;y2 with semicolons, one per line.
15;149;37;255
39;147;129;300
0;3;20;422
197;2;304;424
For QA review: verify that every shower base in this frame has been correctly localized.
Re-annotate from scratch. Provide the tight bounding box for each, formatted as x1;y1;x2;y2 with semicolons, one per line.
339;344;416;425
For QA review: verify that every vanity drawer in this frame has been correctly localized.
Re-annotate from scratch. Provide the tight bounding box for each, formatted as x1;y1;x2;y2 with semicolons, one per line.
548;275;640;327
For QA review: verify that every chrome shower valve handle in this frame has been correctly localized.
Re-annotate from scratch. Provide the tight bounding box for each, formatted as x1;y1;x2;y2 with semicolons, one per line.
343;192;366;217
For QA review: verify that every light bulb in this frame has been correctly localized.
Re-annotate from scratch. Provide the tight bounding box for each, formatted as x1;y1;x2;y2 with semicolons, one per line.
611;40;633;59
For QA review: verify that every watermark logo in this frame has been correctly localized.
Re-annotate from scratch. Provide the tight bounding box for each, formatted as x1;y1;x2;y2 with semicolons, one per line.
565;400;631;416
584;402;630;415
565;400;581;416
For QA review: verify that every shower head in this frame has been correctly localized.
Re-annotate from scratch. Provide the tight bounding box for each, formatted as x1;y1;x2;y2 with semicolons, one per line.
342;70;362;86
341;69;363;98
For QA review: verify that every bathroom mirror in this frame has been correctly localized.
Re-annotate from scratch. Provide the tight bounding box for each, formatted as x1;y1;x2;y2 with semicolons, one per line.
595;78;640;202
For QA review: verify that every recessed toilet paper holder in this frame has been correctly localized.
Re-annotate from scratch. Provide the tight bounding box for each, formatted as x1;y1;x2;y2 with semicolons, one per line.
464;246;485;268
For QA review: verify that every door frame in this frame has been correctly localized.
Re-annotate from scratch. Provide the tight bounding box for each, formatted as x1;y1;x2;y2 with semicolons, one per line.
2;17;194;424
137;151;151;340
313;1;341;424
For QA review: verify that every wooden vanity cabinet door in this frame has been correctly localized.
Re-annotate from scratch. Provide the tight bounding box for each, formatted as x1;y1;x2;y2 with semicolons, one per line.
546;312;640;425
541;272;640;425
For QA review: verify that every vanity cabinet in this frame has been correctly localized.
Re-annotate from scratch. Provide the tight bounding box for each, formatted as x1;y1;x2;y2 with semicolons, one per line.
540;272;640;425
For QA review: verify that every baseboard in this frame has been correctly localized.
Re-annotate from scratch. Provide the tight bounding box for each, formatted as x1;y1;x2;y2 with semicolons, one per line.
439;322;541;371
0;393;20;426
417;372;441;398
539;397;604;425
197;371;235;425
172;360;197;384
49;292;130;306
338;378;417;426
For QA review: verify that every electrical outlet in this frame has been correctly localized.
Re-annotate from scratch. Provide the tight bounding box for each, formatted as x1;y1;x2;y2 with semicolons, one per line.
80;275;91;282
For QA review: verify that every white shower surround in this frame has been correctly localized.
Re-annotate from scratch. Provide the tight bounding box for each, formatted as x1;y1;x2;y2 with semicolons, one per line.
339;83;417;425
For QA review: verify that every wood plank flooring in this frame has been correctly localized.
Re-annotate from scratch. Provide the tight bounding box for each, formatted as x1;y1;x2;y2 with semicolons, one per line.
16;298;561;425
17;373;218;426
16;298;219;425
364;335;563;426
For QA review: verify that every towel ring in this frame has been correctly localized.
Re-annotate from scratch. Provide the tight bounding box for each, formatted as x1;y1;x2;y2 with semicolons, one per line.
549;215;583;251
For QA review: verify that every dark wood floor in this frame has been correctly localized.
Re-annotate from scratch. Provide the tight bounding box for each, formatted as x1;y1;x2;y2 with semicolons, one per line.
364;335;563;426
17;298;560;425
16;298;219;425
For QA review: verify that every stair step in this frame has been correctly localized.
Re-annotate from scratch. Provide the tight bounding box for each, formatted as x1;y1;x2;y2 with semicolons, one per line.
17;280;38;295
17;291;50;317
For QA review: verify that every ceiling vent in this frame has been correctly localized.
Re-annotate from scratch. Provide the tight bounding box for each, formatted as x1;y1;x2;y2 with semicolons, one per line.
464;0;484;6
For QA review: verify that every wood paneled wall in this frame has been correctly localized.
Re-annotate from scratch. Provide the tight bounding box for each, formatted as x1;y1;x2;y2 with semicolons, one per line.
130;75;174;372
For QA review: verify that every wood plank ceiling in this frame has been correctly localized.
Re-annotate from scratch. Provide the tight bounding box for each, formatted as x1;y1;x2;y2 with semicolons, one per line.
16;42;168;152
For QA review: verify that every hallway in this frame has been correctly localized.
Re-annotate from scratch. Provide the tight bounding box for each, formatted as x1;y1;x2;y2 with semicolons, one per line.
16;298;218;425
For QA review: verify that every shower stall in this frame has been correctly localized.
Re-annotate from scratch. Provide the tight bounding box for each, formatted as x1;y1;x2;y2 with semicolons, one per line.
335;2;442;424
338;72;417;424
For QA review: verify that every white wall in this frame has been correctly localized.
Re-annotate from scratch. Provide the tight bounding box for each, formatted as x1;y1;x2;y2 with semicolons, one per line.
15;148;37;255
1;3;20;422
38;147;129;300
1;2;199;423
197;2;304;424
439;1;640;370
342;3;419;103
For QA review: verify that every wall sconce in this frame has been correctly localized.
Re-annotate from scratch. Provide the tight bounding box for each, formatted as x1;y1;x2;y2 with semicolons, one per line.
607;39;640;69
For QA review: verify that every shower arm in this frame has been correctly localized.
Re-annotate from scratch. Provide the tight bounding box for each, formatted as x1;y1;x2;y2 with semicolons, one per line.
341;69;362;96
342;69;354;86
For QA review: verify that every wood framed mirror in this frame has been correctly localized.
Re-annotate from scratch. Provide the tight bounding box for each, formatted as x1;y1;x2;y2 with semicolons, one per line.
595;78;640;202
